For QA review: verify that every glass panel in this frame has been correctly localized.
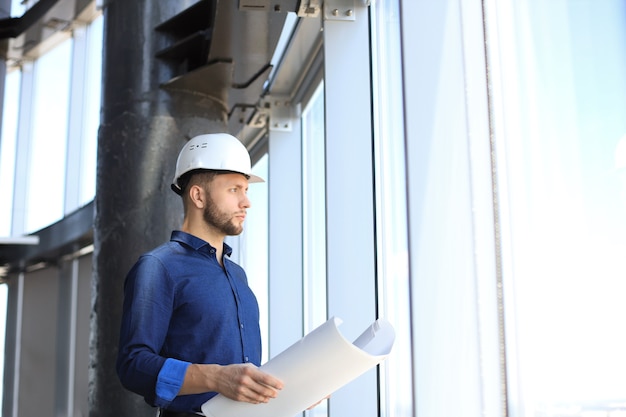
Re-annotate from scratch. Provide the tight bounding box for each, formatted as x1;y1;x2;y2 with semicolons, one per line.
302;82;328;417
0;69;20;236
79;15;103;206
488;2;626;416
25;40;72;232
242;154;269;363
10;0;25;16
0;283;6;412
371;1;413;417
302;82;327;332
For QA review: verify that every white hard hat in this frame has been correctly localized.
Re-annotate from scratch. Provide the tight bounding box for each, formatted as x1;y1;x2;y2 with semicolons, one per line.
171;133;264;195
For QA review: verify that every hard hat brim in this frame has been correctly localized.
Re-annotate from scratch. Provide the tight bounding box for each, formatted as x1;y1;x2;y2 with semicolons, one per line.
171;169;265;195
248;173;265;183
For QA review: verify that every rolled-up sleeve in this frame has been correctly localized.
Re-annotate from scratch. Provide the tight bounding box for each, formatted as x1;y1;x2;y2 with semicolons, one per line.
156;358;191;403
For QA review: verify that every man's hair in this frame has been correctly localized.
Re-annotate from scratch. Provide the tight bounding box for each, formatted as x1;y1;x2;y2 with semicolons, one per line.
177;169;218;193
179;170;219;210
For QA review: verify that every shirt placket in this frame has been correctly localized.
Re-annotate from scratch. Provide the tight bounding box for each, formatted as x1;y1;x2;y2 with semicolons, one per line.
223;266;250;363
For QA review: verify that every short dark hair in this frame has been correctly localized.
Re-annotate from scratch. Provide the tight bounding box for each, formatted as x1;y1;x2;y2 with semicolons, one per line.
177;170;220;212
177;170;219;196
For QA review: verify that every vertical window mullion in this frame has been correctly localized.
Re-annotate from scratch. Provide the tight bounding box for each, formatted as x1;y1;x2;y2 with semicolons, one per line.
322;3;377;417
302;84;326;336
267;104;304;359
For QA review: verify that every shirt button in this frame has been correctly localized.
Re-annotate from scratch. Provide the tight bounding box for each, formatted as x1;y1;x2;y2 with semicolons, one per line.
240;323;244;329
244;356;249;362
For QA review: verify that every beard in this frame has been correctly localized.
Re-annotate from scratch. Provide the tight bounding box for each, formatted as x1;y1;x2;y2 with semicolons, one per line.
202;193;244;236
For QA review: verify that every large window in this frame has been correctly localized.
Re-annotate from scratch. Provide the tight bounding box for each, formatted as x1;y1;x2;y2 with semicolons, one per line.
0;70;20;236
487;1;626;415
0;14;102;235
77;16;104;207
26;40;73;232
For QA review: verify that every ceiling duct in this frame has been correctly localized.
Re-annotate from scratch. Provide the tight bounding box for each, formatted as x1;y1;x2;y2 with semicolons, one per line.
0;0;60;39
156;0;298;142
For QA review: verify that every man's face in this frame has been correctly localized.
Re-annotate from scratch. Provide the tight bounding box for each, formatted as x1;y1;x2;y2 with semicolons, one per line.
202;173;251;236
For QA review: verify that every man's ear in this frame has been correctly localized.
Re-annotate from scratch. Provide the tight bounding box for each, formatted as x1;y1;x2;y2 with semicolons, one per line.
187;184;206;209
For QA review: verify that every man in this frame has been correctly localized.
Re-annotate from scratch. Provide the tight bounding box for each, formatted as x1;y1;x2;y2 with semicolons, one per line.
116;133;283;417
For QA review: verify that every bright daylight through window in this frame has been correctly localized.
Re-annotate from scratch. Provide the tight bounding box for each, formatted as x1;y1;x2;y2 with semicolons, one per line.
488;1;626;415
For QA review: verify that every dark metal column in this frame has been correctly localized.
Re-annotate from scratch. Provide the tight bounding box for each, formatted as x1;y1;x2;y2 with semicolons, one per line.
90;0;225;416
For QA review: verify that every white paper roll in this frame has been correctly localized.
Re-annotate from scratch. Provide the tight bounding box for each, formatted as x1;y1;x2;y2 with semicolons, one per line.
201;317;395;417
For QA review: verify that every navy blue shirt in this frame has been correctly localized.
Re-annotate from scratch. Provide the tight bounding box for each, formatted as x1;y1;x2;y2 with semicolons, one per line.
116;231;262;413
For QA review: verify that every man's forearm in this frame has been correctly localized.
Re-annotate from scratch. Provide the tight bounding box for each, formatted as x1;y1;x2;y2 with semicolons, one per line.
179;363;284;404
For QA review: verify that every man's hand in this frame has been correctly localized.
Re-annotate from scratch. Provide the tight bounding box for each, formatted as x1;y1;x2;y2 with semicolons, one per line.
180;363;283;404
214;363;284;403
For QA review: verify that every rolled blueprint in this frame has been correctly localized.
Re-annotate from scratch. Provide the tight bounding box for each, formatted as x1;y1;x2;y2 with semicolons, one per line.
201;316;395;417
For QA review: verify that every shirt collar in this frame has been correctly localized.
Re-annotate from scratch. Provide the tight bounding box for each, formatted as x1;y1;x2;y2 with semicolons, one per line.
170;230;233;257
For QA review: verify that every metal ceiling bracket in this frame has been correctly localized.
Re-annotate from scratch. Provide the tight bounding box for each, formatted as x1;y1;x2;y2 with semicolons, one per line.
266;97;293;131
297;0;322;17
239;0;271;11
239;0;299;12
323;0;356;21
